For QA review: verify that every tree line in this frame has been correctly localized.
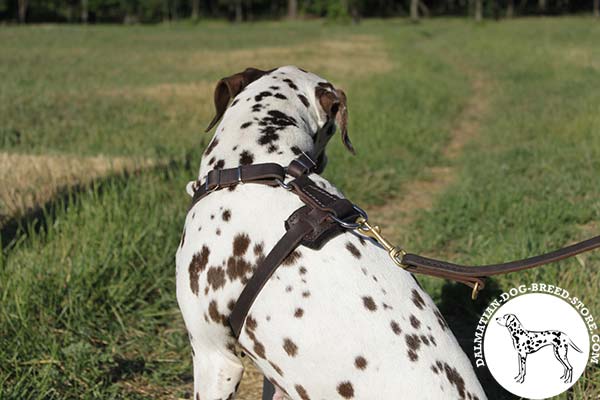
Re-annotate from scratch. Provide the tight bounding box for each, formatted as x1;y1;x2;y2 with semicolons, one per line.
2;0;598;24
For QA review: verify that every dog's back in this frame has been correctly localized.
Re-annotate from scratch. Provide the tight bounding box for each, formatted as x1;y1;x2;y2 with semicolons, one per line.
176;65;486;400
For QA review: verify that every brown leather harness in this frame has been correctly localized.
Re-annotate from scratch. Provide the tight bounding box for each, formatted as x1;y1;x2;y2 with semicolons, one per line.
189;154;600;338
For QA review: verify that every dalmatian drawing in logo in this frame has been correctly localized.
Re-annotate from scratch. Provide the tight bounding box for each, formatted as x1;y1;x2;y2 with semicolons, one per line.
496;313;583;384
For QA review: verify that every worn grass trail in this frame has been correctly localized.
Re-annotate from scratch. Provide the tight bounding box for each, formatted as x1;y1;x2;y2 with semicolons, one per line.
402;20;600;399
371;67;491;239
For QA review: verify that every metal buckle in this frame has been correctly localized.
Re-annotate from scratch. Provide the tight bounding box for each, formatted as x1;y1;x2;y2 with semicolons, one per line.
297;151;317;171
328;205;369;229
205;171;221;193
237;166;244;184
276;178;293;191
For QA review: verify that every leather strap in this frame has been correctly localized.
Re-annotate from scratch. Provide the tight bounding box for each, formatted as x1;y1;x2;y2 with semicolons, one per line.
287;153;318;178
229;175;361;338
229;216;314;338
286;206;347;250
401;235;600;287
190;155;600;337
290;175;356;217
189;163;285;209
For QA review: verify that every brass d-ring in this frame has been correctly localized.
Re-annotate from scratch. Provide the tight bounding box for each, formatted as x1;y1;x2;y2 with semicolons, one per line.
471;282;480;300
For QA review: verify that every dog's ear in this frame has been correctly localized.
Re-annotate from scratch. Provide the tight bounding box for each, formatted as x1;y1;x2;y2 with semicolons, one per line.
316;86;355;155
205;67;272;132
334;89;354;154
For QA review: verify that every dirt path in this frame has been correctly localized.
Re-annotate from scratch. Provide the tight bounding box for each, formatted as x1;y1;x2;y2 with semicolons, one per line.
368;70;491;244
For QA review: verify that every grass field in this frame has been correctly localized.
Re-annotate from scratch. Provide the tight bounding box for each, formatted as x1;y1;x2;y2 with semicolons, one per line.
1;18;599;399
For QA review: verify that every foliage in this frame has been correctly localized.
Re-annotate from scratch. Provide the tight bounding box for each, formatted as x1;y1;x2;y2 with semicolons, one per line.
0;0;598;23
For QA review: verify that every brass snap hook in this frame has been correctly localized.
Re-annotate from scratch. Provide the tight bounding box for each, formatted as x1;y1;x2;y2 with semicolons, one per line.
356;217;407;269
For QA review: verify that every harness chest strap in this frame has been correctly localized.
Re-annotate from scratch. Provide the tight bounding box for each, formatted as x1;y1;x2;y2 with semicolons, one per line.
228;205;357;338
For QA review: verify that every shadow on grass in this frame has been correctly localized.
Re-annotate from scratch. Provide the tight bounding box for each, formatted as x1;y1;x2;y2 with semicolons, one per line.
437;279;517;400
0;158;185;255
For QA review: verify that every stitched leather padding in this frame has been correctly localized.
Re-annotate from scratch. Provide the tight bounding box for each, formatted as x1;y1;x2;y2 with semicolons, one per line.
285;205;356;250
290;175;355;217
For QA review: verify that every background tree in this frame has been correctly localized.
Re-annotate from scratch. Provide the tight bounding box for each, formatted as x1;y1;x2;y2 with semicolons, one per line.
2;0;599;24
18;0;27;22
538;0;546;13
234;0;242;22
410;0;419;21
506;0;514;17
474;0;482;21
419;1;430;17
191;0;199;20
288;0;297;19
81;0;88;22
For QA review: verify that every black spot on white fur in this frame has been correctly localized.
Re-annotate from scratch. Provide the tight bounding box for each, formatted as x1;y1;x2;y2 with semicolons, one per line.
239;150;254;165
283;78;298;90
297;94;310;107
255;91;272;102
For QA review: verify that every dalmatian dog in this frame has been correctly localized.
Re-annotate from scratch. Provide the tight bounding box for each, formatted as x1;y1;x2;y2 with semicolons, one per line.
175;65;487;400
496;313;583;383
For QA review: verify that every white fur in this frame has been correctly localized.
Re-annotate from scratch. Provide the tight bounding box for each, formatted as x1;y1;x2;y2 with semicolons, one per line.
175;66;487;400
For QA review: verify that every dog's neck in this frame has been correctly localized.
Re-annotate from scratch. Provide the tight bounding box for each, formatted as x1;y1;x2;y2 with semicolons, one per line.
198;105;323;179
506;321;523;335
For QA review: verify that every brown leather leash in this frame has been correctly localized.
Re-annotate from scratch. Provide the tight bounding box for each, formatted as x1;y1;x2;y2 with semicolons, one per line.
189;154;600;338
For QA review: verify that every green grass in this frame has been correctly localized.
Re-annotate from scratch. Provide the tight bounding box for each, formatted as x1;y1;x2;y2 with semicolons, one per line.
1;18;600;399
404;18;600;398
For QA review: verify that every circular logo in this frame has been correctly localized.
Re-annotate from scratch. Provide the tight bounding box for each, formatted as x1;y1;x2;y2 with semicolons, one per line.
483;293;590;399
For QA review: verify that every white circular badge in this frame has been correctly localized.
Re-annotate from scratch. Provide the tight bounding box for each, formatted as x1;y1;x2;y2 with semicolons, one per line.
483;293;590;399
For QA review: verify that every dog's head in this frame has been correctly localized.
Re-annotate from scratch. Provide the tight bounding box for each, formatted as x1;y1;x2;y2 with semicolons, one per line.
205;66;354;169
496;313;520;328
